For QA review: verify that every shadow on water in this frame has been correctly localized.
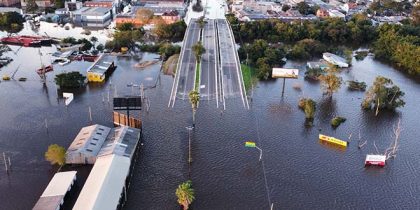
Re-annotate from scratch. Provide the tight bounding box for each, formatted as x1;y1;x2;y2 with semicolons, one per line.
317;96;337;124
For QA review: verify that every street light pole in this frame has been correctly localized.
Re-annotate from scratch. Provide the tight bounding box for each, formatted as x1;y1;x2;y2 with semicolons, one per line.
255;146;262;161
186;126;194;163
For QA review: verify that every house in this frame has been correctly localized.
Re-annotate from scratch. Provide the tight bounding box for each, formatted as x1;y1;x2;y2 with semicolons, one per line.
341;2;357;13
73;7;113;27
84;0;118;17
161;10;180;24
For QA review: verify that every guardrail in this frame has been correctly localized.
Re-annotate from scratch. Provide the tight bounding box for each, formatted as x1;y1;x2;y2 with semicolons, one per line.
168;19;192;108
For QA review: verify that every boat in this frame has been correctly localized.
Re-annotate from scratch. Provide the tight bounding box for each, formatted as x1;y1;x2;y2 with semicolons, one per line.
58;59;70;66
36;65;54;75
365;155;386;167
319;134;348;147
322;52;349;68
0;35;53;47
3;75;10;80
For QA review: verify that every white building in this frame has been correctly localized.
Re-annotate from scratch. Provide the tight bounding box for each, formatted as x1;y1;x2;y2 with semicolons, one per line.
33;171;77;210
66;124;111;164
73;7;113;27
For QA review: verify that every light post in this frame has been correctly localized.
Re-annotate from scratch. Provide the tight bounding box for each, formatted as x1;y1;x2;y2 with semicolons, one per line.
186;126;194;163
245;141;262;161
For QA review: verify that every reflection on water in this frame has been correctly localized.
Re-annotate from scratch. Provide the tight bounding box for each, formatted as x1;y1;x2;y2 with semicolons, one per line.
0;47;419;210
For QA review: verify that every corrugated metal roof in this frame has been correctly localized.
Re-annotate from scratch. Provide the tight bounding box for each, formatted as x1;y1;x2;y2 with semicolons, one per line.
73;155;131;210
66;124;111;159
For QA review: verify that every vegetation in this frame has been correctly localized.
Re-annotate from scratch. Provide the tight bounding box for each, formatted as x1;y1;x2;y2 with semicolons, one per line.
296;2;318;15
229;14;376;45
61;37;94;51
298;98;316;119
192;0;203;12
162;54;179;76
189;90;200;126
318;66;342;97
192;41;205;61
238;39;285;79
90;36;98;49
241;64;257;91
45;144;66;166
0;12;24;33
96;44;104;52
371;24;420;76
176;180;195;210
347;80;367;91
197;16;206;28
282;4;290;12
354;51;369;61
153;20;187;42
287;39;326;60
331;117;346;128
195;62;200;90
55;72;86;89
304;68;324;81
55;0;64;9
362;76;405;112
139;42;181;60
105;23;144;51
368;0;412;16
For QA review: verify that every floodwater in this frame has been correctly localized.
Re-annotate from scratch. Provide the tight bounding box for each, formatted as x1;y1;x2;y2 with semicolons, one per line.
0;30;420;209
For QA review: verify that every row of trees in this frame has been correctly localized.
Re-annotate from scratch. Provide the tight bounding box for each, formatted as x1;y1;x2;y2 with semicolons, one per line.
105;23;145;51
371;23;420;76
238;39;285;79
228;14;376;45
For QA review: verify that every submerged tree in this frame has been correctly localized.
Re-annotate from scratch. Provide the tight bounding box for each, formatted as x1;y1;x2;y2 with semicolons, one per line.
55;71;86;89
299;98;316;126
176;180;195;210
26;0;38;13
318;65;342;97
192;41;205;61
136;8;154;24
189;90;200;127
45;144;66;166
361;76;405;115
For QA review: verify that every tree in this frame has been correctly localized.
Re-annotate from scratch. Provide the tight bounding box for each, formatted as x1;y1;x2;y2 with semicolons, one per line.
361;76;405;114
412;5;420;26
158;43;181;60
197;16;206;28
26;0;38;13
55;71;86;89
192;41;205;61
189;90;200;126
90;36;98;50
318;65;342;97
0;12;25;33
298;98;316;119
256;57;271;80
176;180;195;210
136;9;154;24
282;4;290;12
55;0;64;9
45;144;66;166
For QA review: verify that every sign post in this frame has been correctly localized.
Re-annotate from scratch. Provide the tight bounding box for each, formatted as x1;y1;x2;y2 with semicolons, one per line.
271;68;299;97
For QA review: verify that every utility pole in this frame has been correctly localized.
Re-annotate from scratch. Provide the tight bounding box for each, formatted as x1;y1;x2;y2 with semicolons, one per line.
88;106;92;123
186;126;194;164
3;152;8;172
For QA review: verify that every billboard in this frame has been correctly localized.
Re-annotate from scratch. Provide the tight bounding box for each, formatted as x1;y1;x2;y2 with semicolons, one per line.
113;97;142;110
272;68;299;79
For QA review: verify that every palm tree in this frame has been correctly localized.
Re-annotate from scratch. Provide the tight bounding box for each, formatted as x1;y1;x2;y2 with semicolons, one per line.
188;90;200;126
192;41;205;61
176;180;195;210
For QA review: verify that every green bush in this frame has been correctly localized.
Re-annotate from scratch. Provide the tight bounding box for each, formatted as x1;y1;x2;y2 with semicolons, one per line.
298;98;316;119
55;71;86;89
331;117;346;128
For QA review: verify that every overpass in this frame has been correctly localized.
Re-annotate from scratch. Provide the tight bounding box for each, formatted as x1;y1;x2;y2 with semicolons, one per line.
169;18;249;109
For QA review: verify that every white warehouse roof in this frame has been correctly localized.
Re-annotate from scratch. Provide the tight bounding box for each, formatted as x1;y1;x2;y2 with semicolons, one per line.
72;155;131;210
33;171;77;210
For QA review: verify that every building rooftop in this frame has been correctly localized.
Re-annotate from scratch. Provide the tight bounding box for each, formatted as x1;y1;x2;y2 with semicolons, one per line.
75;7;111;16
67;124;111;157
33;171;77;210
98;126;141;158
72;155;131;210
88;54;115;75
